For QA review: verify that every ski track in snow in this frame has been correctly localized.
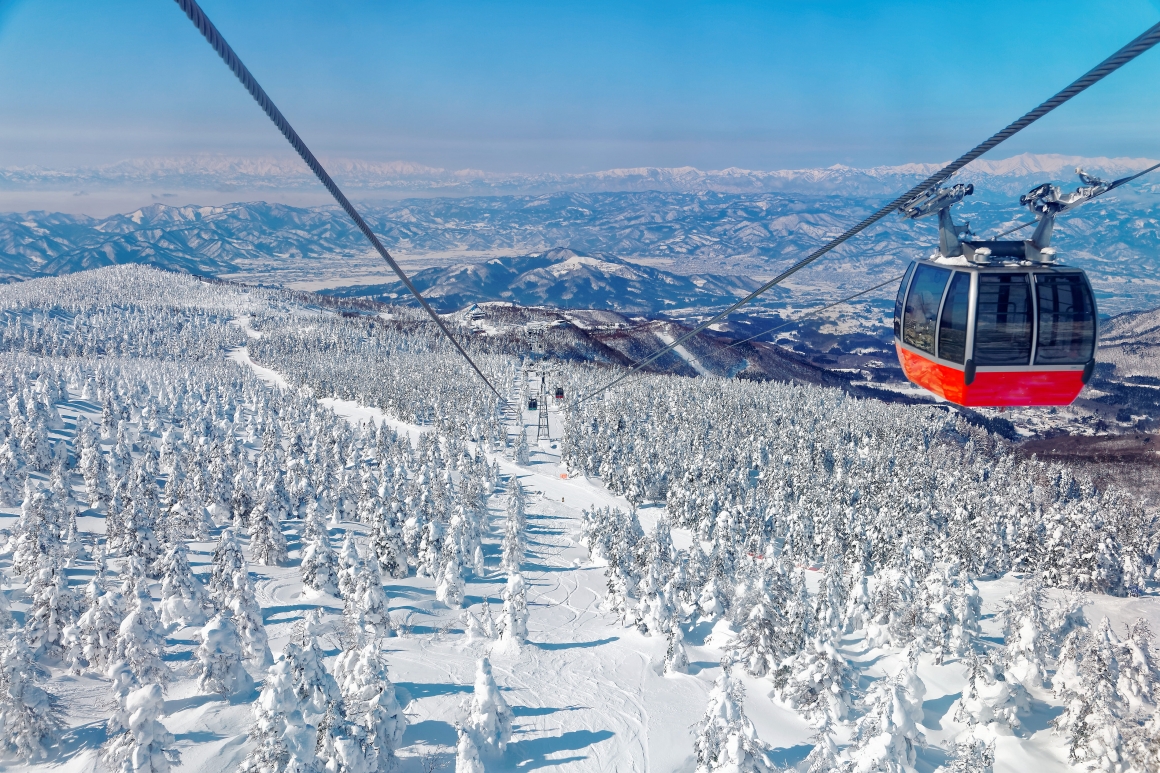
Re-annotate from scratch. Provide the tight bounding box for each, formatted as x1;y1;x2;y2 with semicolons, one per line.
5;348;1159;773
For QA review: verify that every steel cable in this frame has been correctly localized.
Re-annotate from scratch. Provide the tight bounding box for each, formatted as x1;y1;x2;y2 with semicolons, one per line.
724;275;903;350
580;20;1160;403
172;0;502;400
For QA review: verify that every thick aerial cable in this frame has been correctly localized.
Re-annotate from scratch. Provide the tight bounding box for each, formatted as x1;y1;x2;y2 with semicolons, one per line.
724;274;903;350
580;20;1160;403
172;0;502;400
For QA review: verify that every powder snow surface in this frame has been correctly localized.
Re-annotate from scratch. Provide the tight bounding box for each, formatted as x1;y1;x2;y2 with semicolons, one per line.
3;358;1158;773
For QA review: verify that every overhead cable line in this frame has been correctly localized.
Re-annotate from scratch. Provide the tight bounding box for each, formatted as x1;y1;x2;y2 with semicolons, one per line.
580;20;1160;403
172;0;502;400
990;159;1160;238
724;275;903;350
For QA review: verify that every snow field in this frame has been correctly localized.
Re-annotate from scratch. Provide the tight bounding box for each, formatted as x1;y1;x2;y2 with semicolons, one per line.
0;265;1157;773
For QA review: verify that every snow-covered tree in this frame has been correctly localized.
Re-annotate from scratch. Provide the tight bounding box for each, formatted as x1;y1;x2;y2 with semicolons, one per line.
103;683;180;773
500;571;529;644
195;611;254;697
248;499;289;566
952;653;1029;731
331;643;407;772
64;578;123;673
1000;576;1051;689
455;724;485;773
664;624;690;676
157;541;213;628
500;480;526;573
337;532;362;601
300;505;340;595
776;635;856;725
935;736;994;773
24;557;77;658
692;667;776;773
847;656;927;773
115;589;170;687
241;654;319;773
0;634;60;761
460;657;513;759
345;553;392;642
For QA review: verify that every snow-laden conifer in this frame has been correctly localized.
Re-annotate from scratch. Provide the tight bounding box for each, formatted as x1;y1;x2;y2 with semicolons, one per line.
934;735;995;773
500;480;526;573
248;498;289;566
64;577;122;673
455;724;486;773
847;655;927;773
952;652;1029;731
337;532;362;600
0;633;60;761
692;666;776;773
500;571;529;644
195;610;254;697
1000;576;1051;688
664;624;690;676
25;557;77;658
331;643;406;772
241;653;319;773
114;586;170;687
300;502;340;595
102;683;180;773
157;540;213;628
459;657;513;759
776;635;856;725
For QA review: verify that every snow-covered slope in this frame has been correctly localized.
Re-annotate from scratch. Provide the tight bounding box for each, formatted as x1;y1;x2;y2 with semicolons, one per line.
0;266;1156;773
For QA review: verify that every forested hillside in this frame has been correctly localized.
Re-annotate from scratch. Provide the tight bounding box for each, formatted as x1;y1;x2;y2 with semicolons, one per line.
0;266;1156;773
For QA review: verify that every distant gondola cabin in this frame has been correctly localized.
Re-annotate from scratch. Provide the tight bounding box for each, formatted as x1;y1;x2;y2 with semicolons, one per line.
527;398;538;410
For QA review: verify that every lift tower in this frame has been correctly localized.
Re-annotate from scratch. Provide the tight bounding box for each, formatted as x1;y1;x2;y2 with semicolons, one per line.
536;372;551;441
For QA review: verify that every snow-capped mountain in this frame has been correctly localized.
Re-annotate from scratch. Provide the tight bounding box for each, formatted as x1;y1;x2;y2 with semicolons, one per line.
4;184;1158;312
4;153;1158;197
320;247;772;313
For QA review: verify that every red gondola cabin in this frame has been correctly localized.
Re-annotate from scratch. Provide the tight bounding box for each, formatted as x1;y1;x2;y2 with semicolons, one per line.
893;256;1096;407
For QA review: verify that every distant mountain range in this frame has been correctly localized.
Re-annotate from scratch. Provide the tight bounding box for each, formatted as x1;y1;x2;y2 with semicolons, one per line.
2;157;1158;313
4;153;1158;197
318;247;774;313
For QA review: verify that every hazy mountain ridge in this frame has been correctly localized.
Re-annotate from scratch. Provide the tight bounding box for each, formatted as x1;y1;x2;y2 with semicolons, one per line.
4;152;1158;196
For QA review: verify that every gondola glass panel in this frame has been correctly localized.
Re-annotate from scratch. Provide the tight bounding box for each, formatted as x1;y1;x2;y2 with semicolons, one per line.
1035;273;1096;365
974;273;1032;365
937;272;971;364
893;262;916;339
903;264;951;355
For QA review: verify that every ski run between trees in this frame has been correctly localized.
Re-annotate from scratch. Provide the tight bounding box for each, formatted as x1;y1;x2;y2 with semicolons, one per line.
0;265;1157;773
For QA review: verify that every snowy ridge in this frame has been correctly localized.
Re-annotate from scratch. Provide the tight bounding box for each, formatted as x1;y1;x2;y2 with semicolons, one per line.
4;153;1158;196
0;266;1156;772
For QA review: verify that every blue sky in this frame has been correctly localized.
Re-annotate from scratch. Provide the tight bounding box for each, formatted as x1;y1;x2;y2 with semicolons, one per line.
1;0;1159;173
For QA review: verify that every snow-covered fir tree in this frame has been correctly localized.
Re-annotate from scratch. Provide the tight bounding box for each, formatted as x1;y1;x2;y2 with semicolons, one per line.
692;666;776;773
157;540;213;628
460;657;513;759
331;643;407;772
500;479;526;573
500;571;529;644
300;501;340;595
103;683;180;773
0;634;60;761
195;611;254;697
